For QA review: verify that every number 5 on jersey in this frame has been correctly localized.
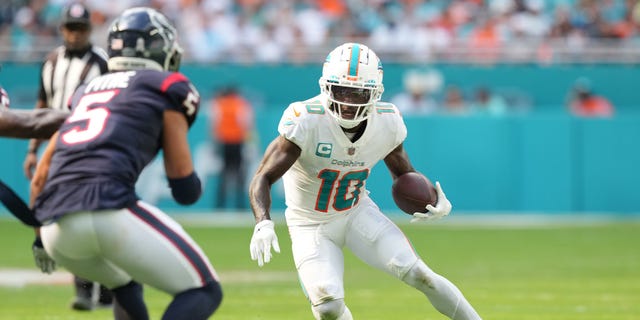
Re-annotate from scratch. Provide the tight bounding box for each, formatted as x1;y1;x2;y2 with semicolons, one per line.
62;90;117;145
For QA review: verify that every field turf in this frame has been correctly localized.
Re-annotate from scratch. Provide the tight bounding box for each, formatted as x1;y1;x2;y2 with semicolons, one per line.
0;216;638;319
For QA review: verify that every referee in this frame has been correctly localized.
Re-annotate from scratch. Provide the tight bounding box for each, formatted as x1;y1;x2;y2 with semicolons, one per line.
22;2;112;312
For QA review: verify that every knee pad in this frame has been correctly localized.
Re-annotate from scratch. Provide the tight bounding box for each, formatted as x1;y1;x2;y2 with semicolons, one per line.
312;299;347;320
402;260;437;292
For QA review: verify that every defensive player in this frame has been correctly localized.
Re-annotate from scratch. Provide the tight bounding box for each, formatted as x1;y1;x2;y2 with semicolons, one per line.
249;43;481;319
22;3;111;307
30;8;222;320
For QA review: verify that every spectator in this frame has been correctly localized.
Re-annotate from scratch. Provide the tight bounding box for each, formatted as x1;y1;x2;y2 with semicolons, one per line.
470;86;508;116
210;85;254;210
442;85;469;115
568;79;614;117
3;0;640;63
391;69;441;116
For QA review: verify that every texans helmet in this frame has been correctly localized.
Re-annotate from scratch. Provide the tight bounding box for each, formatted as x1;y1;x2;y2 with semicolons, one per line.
107;7;182;72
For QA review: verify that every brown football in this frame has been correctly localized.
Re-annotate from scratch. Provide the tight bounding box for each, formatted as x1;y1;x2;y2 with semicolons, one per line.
392;172;437;214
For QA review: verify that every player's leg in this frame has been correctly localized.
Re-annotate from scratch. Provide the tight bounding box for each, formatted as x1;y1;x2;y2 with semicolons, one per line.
40;211;149;319
104;201;222;320
111;281;148;320
311;299;353;320
402;259;481;319
289;222;352;320
97;284;114;308
71;276;95;310
72;278;113;310
345;199;481;320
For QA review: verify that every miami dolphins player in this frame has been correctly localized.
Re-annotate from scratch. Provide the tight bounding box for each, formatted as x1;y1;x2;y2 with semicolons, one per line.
249;43;481;319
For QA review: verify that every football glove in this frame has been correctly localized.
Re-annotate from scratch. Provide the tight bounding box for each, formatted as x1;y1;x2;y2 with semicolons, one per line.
411;181;452;223
32;237;55;274
250;220;280;267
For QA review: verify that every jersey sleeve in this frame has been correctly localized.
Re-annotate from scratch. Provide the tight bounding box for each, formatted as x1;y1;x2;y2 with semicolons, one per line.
160;72;200;127
395;110;408;147
278;103;306;148
377;102;407;148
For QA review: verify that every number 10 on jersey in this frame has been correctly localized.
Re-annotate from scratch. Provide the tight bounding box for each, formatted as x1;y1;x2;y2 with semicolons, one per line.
315;169;369;212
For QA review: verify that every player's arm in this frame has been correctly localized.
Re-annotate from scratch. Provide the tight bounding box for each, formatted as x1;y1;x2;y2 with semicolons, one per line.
0;108;67;139
383;143;416;179
249;135;300;267
28;132;57;274
29;108;68;139
30;132;58;206
384;143;452;222
162;110;201;205
24;99;50;179
250;135;301;223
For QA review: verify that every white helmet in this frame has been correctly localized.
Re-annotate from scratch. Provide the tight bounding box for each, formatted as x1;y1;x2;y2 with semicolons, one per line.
319;43;384;129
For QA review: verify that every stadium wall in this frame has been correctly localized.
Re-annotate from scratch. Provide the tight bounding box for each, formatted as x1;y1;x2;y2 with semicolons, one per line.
1;63;639;216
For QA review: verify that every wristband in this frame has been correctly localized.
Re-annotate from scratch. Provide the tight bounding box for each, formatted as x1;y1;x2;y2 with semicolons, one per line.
168;172;202;205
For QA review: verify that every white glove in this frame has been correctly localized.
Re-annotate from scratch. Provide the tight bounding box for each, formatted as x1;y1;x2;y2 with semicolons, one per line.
32;237;56;274
250;220;280;267
411;181;452;223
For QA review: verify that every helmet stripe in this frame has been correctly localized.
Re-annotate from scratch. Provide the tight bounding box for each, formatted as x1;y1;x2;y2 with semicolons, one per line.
348;43;360;77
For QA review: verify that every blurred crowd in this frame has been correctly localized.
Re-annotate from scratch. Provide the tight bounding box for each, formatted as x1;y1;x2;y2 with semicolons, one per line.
3;0;640;63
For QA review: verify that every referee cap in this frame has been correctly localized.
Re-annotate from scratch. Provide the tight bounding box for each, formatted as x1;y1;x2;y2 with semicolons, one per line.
61;2;91;26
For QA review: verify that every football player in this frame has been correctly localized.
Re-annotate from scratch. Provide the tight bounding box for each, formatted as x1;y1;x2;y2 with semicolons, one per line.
249;43;481;319
30;8;222;320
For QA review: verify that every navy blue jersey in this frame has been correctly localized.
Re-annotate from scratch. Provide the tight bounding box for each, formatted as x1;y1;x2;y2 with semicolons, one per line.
35;70;199;222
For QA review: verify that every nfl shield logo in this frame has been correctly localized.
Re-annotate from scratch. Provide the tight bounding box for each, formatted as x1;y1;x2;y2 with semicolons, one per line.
347;147;356;155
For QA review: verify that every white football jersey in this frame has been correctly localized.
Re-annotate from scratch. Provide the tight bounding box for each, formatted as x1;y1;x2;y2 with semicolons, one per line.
278;94;407;225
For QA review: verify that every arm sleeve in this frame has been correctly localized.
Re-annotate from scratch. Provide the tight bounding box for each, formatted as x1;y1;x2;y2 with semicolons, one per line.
168;172;202;205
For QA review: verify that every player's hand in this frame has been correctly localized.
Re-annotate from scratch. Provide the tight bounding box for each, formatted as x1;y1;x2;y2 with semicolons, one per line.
32;237;55;274
411;181;452;223
250;220;280;267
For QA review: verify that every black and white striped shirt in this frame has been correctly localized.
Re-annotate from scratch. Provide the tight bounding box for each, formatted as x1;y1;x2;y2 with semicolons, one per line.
38;45;108;111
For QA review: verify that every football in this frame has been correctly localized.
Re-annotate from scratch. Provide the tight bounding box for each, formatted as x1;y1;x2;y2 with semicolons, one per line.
392;172;437;214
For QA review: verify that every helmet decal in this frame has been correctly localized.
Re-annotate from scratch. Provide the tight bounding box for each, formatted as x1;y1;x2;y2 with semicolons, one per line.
347;43;360;78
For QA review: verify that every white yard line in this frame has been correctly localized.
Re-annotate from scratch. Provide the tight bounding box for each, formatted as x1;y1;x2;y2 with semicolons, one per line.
0;269;296;288
0;269;73;287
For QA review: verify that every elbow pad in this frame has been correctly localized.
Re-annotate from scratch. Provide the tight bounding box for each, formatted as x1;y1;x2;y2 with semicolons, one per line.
168;172;202;205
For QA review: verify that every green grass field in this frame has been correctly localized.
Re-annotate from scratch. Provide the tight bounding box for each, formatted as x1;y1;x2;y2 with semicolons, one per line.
0;216;638;319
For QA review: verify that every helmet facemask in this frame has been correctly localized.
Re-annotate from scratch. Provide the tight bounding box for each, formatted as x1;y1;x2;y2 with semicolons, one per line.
319;43;384;129
323;84;375;129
